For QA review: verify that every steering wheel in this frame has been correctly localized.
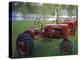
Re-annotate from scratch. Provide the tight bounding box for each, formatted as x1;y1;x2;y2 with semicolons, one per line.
34;18;40;25
34;18;43;30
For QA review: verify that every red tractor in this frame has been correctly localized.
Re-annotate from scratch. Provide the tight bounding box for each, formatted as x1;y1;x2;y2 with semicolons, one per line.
16;10;76;56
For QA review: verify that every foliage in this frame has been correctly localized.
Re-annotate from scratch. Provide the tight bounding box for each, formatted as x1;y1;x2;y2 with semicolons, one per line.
12;1;77;16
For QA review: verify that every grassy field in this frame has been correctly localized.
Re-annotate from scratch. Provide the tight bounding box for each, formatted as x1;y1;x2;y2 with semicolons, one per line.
12;20;78;58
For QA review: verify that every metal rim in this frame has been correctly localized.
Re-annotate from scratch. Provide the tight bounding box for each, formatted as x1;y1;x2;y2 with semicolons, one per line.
18;40;28;55
62;44;70;54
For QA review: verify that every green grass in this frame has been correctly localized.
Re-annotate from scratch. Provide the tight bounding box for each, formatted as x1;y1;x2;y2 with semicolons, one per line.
12;20;78;58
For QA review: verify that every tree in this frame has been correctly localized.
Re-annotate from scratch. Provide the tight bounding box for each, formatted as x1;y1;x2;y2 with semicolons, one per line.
12;1;23;11
66;5;76;16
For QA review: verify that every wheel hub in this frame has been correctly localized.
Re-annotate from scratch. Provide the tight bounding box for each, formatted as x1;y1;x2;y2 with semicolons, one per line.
18;40;27;52
63;44;69;53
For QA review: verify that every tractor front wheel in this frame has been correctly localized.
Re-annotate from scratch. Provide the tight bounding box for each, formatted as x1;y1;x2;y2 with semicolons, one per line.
60;40;73;55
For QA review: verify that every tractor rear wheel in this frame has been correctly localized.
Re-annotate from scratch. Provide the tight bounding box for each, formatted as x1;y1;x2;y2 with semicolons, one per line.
16;32;33;57
60;40;73;55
